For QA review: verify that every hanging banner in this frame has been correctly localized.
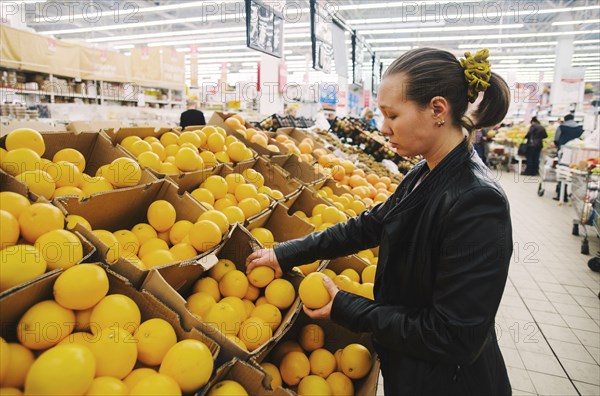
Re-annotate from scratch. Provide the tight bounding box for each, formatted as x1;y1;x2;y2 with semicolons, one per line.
80;47;132;83
18;28;51;74
160;47;185;87
352;33;364;87
190;45;198;87
0;25;21;69
131;47;161;86
310;0;333;73
332;22;348;78
49;41;81;79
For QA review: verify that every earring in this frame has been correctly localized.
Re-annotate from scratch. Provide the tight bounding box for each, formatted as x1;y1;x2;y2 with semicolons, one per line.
436;119;445;127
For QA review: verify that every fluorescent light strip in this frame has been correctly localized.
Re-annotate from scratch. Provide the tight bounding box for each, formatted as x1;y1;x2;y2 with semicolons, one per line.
148;37;245;48
553;19;600;26
362;24;524;35
85;27;246;44
371;30;599;44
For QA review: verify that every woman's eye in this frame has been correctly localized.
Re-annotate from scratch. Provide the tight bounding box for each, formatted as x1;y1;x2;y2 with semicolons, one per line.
388;115;397;121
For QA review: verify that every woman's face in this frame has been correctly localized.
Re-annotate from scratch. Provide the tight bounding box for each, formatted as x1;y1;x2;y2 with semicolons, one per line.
378;73;440;158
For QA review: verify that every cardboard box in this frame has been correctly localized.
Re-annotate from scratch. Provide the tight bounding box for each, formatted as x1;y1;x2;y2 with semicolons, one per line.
312;178;352;200
255;311;380;396
245;202;315;243
325;254;370;276
53;179;224;288
0;266;221;395
141;224;303;366
283;187;332;220
201;358;293;396
269;154;328;189
276;127;331;154
67;120;123;133
0;131;156;201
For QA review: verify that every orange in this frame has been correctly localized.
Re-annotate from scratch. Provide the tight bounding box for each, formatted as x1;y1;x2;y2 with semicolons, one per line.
208;258;236;281
134;318;177;366
208;380;248;396
0;210;19;249
24;344;95;396
85;377;129;396
3;147;41;176
203;302;241;336
147;200;177;232
362;265;376;283
238;316;272;352
80;175;113;196
87;326;137;379
280;351;310;386
309;348;336;378
326;372;354;395
198;151;217;168
0;191;30;220
198;210;229;235
220;296;248;321
249;227;274;245
123;368;157;390
237;197;262;219
187;291;216;319
138;237;169;259
261;362;282;389
17;300;75;349
178;131;202;148
160;339;214;392
0;244;46;292
299;324;325;352
45;161;83;188
340;343;372;379
340;268;360;283
250;303;282;331
248;266;275;288
299;272;331;309
221;206;245;224
89;294;141;335
170;242;197;261
131;223;157;245
219;270;249;299
113;229;139;255
16;170;55;199
137;151;162;172
129;373;181;396
271;340;303;365
34;229;83;270
5;128;45;155
2;342;34;388
53;264;109;310
193;277;221;302
207;133;225;153
53;148;86;172
297;375;331;396
191;187;215;206
169;220;193;245
189;220;222;252
265;279;295;309
203;175;228;199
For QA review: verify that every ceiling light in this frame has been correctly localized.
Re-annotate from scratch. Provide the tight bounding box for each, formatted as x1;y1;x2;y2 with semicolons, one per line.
372;30;599;44
114;44;134;50
459;42;557;49
553;19;600;26
371;46;412;52
85;27;246;43
500;60;520;64
147;37;245;48
362;24;524;35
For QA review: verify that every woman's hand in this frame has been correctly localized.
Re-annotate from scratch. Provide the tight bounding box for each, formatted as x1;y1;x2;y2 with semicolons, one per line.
303;276;340;320
245;248;283;278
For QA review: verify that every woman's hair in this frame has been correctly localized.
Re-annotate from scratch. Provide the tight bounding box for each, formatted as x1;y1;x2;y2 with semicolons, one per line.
363;108;374;118
531;116;539;124
383;47;510;139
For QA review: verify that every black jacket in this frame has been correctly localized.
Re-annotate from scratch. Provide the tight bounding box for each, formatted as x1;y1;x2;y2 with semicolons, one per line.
274;140;513;395
525;123;547;148
180;109;206;129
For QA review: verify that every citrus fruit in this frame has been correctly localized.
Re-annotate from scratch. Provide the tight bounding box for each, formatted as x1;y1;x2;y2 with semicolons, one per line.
255;193;271;210
326;372;354;396
340;343;372;379
80;175;113;196
220;296;248;321
53;264;109;310
151;142;167;161
175;147;203;172
137;151;162;172
159;132;179;146
169;220;193;245
280;351;310;386
2;343;34;388
250;303;282;331
113;229;139;255
147;200;176;232
208;380;248;396
159;339;214;392
92;230;121;263
191;187;215;206
265;279;295;309
89;294;141;334
129;140;153;157
297;375;332;396
192;277;221;302
160;162;180;175
322;268;336;280
207;133;225;152
248;266;275;288
74;307;94;332
188;220;222;252
131;223;157;245
207;258;235;281
199;151;218;168
332;275;353;293
219;270;249;299
86;326;137;379
142;249;176;268
86;377;129;396
45;161;83;188
226;334;247;350
3;148;41;176
187;292;216;319
271;340;304;365
362;265;376;284
52;186;82;198
309;348;336;378
299;272;331;309
5;128;45;155
340;268;360;283
0;210;19;249
130;373;182;396
0;244;46;292
237;198;262;219
203;302;241;336
299;324;325;352
198;210;229;235
0;191;30;220
53;148;86;172
105;157;141;188
170;243;197;261
203;176;228;199
17;300;75;349
0;338;8;384
249;227;274;245
24;344;95;396
123;368;157;390
221;206;245;224
178;131;202;148
15;170;55;199
261;362;282;389
234;183;257;202
34;229;83;270
133;318;177;366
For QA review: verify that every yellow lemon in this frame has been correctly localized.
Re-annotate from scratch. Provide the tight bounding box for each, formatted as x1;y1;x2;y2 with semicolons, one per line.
224;173;245;194
340;343;372;379
255;193;271;210
299;272;331;309
137;151;162;172
188;220;222;252
6;128;45;155
220;296;248;321
34;229;83;270
45;161;83;188
203;175;228;199
130;374;181;396
242;298;256;315
160;132;180;147
271;340;304;366
309;348;336;378
17;202;63;243
123;368;157;390
197;210;229;235
227;141;249;163
121;136;141;152
299;324;325;352
234;183;258;202
15;170;55;199
52;186;82;198
213;197;235;211
92;229;121;264
53;148;86;172
280;351;310;386
170;243;197;261
208;258;236;281
332;275;353;293
3;342;34;388
238;316;272;352
249;227;274;245
186;292;216;319
297;375;331;396
53;264;109;310
0;245;46;292
326;372;354;396
219;270;249;299
17;300;75;349
133;318;177;366
24;344;95;396
113;229;139;255
0;191;30;220
191;187;215;206
142;250;177;268
199;151;218;168
208;380;248;396
175;147;203;172
203;302;240;336
147;200;176;232
250;303;282;331
105;157;142;188
178;131;202;148
3;148;41;176
237;197;262;219
261;362;282;389
89;294;141;334
159;339;214;392
265;279;295;310
131;223;157;245
151;142;167;161
74;308;94;332
64;215;90;232
192;277;221;302
0;210;19;249
362;265;376;284
87;326;137;379
340;268;360;283
221;206;245;224
226;335;247;351
207;133;225;153
322;268;336;280
86;377;129;396
129;140;152;157
168;220;193;245
160;162;180;175
248;266;275;288
321;206;341;224
80;175;113;196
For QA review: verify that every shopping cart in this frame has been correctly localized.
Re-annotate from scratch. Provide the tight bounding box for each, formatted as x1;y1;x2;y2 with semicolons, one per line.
570;169;600;255
537;154;558;197
487;143;511;172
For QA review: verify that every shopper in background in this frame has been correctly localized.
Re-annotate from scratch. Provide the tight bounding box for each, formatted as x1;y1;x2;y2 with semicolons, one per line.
284;104;298;118
553;113;584;200
325;110;336;127
473;128;490;165
361;107;378;129
522;116;547;176
179;100;206;129
247;47;513;395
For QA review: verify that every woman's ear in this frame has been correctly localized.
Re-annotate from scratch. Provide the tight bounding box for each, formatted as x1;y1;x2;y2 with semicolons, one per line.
430;96;449;119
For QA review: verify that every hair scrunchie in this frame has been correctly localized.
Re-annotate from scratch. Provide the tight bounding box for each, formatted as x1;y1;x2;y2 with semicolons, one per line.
460;49;491;103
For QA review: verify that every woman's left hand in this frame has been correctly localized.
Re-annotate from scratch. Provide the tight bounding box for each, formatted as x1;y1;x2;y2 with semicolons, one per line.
303;276;340;320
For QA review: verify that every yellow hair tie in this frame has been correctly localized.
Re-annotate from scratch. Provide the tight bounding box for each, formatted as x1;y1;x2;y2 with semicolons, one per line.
460;48;492;103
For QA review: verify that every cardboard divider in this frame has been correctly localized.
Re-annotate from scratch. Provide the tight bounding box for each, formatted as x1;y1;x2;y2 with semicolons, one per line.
200;358;293;396
245;202;315;243
0;265;221;396
283;186;332;219
269;154;328;189
0;131;156;201
141;224;303;367
254;310;380;396
53;179;225;288
312;178;352;199
324;254;370;276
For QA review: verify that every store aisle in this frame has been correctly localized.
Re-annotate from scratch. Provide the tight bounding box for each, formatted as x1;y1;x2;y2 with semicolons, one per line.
376;170;599;396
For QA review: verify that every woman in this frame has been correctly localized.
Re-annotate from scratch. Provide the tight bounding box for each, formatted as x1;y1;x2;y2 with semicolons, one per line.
247;48;513;395
523;116;547;176
362;107;378;129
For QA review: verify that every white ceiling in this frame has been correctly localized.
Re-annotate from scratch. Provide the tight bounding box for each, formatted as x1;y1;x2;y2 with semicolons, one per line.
23;0;600;84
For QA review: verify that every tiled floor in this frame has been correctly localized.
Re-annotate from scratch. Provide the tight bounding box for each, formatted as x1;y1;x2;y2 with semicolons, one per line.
376;171;600;395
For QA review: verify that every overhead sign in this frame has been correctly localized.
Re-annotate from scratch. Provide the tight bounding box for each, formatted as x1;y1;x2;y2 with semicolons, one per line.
310;0;334;73
246;0;284;58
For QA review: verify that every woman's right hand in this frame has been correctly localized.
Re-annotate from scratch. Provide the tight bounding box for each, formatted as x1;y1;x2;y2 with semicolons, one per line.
245;248;283;278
